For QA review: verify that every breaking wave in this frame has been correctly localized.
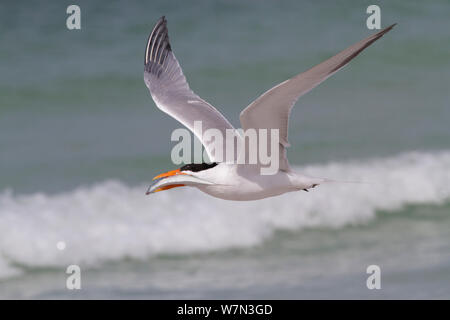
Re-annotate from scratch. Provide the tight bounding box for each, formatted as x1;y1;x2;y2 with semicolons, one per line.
1;150;450;279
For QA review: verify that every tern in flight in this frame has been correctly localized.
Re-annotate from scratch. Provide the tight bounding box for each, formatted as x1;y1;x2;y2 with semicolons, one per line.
144;17;395;201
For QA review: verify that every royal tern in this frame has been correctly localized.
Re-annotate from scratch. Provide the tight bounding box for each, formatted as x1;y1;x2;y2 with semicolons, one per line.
144;16;395;201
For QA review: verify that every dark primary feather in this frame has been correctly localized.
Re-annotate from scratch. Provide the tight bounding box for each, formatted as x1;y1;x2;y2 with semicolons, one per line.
145;16;172;77
329;23;397;74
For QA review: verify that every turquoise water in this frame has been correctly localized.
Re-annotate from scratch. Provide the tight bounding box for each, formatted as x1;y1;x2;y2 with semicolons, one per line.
1;0;450;298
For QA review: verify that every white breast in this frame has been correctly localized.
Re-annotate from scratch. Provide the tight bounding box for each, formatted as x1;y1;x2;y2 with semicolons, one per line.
191;163;300;201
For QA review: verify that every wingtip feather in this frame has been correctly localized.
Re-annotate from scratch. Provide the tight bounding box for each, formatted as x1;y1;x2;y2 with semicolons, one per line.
144;16;171;68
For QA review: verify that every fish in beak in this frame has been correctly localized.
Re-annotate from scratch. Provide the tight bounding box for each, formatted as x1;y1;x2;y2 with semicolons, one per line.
146;167;216;195
146;169;187;194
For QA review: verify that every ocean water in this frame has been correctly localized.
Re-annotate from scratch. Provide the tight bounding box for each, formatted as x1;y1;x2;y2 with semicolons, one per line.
1;0;450;299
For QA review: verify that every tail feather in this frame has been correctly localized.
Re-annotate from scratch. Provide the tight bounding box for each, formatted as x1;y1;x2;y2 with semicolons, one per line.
321;178;372;185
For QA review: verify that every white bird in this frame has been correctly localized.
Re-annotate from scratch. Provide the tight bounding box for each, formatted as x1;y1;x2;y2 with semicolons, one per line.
144;16;395;201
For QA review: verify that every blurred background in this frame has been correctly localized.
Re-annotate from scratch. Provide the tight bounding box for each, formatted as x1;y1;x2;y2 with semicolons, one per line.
0;0;449;298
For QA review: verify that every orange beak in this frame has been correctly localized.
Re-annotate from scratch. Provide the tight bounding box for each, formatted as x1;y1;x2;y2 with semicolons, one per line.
151;184;185;193
147;169;187;194
152;168;186;181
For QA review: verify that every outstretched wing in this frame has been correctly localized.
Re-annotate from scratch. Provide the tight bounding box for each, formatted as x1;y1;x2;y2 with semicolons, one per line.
240;24;396;171
144;16;237;162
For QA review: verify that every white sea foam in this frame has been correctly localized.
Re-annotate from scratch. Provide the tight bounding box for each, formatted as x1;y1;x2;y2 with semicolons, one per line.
1;151;450;279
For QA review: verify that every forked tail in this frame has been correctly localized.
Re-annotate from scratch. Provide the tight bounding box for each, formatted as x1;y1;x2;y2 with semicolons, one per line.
320;177;372;185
